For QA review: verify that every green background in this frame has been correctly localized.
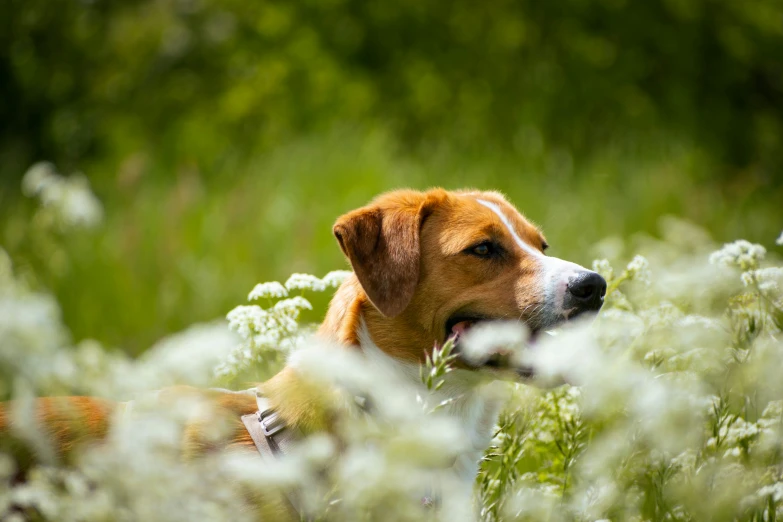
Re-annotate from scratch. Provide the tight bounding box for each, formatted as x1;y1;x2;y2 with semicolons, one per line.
1;0;781;355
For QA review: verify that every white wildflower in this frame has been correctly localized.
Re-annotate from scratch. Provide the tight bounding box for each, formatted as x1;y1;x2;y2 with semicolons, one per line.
762;400;783;419
570;477;618;520
273;296;313;313
596;308;645;339
459;321;528;367
704;394;721;411
225;305;266;340
758;482;783;502
670;449;698;471
6;178;783;522
677;314;721;330
321;270;352;288
247;281;288;300
54;174;104;228
272;314;299;336
777;230;783;246
221;282;321;378
21;161;58;196
504;483;559;520
592;258;614;280
284;273;326;292
640;301;684;329
724;417;760;447
741;267;783;292
723;446;742;458
525;322;601;387
22;163;103;229
709;240;766;270
625;255;651;285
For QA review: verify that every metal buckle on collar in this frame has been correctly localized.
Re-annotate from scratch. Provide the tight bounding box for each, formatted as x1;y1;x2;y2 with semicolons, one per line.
258;407;285;437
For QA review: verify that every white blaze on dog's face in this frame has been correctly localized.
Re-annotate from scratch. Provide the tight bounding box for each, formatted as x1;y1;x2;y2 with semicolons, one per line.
332;188;606;375
472;197;606;327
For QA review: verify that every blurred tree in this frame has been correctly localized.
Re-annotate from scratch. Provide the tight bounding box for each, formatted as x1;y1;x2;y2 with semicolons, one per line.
2;0;782;186
2;0;782;354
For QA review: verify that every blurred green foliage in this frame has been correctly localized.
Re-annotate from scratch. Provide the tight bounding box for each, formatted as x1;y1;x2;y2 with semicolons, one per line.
1;0;782;354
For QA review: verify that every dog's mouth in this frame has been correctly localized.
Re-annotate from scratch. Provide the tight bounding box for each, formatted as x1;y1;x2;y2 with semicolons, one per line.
444;314;549;379
445;315;546;343
445;315;476;341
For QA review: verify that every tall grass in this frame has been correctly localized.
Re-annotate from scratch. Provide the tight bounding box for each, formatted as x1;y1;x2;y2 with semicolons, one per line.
1;165;782;521
2;131;781;355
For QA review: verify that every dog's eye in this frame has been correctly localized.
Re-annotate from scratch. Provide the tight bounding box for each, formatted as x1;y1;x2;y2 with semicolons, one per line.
474;244;490;256
467;242;497;258
542;241;549;252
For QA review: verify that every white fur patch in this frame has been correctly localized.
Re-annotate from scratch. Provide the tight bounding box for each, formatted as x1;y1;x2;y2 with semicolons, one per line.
476;197;588;317
477;199;542;258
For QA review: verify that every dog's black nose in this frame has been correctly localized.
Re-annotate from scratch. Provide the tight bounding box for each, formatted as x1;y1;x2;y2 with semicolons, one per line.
566;271;607;312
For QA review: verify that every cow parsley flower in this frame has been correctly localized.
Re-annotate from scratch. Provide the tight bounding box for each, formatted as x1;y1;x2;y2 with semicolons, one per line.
709;240;766;270
670;449;698;472
723;446;742;458
225;305;266;340
625;255;651;285
21;162;58;196
273;296;313;314
757;482;783;502
284;273;326;292
724;417;760;446
592;258;614;280
762;400;783;419
459;321;527;367
218;272;349;379
247;282;288;301
640;301;684;329
741;267;783;292
6;175;783;522
677;314;721;330
22;162;103;230
321;270;352;288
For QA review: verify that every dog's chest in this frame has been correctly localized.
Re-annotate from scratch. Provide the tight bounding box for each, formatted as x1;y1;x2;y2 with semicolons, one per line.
358;324;503;479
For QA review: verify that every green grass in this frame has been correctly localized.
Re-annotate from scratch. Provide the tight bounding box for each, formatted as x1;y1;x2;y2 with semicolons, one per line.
1;127;781;355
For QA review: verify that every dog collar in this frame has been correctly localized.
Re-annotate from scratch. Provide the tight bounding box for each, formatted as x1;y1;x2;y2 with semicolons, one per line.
241;393;306;517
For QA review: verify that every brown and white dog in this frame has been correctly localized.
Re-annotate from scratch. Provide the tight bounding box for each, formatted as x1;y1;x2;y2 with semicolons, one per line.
0;188;605;513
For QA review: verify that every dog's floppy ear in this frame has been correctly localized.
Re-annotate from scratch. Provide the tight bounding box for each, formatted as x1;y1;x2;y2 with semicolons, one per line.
333;193;433;317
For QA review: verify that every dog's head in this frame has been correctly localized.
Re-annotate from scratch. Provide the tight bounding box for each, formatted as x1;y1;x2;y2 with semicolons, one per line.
333;188;605;378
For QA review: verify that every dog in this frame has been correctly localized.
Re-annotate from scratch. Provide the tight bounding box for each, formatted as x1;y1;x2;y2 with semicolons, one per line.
0;188;605;517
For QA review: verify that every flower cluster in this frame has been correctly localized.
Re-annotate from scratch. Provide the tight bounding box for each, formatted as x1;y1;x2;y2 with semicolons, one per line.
475;228;783;522
216;270;351;380
2;174;783;521
21;162;103;230
709;239;767;271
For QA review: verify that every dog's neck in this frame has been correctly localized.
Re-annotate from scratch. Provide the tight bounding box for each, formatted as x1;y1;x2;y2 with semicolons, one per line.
355;318;506;481
262;275;506;479
317;275;431;361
